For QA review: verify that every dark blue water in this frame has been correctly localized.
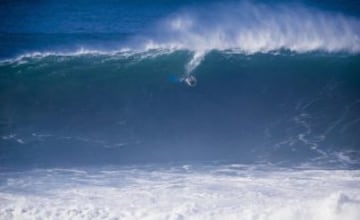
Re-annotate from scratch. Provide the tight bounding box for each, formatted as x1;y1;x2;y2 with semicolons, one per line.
1;0;360;169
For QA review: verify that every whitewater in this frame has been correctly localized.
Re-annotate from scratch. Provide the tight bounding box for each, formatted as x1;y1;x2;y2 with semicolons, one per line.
1;165;360;220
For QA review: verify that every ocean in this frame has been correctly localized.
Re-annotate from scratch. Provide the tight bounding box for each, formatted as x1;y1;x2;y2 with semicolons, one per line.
1;0;360;219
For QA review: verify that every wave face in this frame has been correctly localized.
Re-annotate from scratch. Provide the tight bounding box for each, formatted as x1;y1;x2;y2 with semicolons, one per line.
1;51;360;168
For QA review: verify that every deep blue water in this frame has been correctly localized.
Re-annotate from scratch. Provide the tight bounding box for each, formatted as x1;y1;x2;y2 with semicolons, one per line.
1;0;360;169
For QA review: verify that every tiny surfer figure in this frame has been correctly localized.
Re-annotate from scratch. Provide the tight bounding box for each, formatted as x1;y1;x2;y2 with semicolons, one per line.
168;74;197;87
181;75;197;87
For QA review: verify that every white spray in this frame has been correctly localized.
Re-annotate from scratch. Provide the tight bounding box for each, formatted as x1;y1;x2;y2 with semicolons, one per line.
137;1;360;76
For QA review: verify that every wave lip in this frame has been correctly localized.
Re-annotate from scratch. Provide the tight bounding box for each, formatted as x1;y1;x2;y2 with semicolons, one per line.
2;2;360;73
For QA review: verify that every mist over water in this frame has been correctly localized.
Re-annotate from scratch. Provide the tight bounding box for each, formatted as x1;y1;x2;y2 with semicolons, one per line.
142;2;360;52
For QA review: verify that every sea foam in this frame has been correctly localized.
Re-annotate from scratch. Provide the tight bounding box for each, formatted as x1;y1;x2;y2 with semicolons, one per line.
0;165;359;220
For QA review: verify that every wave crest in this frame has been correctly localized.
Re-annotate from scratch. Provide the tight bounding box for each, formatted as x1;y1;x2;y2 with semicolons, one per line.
2;2;360;73
139;2;360;54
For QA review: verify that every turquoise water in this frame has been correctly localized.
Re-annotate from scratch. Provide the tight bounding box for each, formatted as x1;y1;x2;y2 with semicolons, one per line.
1;51;360;168
1;1;360;168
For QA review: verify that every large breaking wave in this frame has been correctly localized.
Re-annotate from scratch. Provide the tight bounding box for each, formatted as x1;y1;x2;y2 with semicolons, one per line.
1;51;360;168
0;1;360;169
1;2;360;219
2;1;360;72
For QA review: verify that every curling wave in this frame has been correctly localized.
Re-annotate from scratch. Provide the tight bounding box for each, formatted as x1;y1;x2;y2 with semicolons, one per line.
134;1;360;72
2;1;360;74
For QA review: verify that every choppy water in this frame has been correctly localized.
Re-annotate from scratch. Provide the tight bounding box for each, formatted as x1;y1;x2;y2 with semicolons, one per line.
1;165;360;220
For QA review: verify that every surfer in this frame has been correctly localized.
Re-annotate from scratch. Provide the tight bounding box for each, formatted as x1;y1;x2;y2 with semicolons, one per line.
168;74;197;87
181;75;197;87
